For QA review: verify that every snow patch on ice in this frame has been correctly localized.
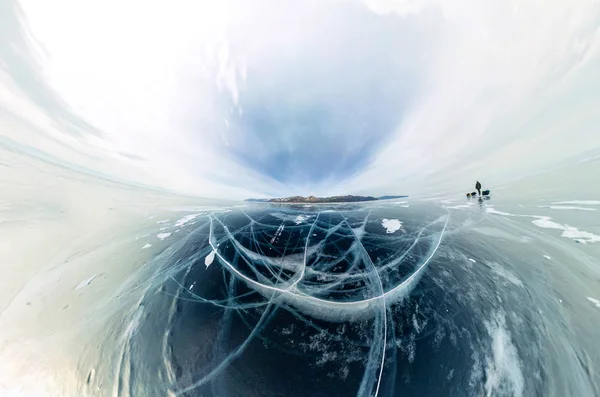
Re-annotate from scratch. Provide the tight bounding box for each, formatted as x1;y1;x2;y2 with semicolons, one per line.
543;255;551;260
381;219;402;233
157;233;171;240
587;297;600;308
156;219;170;224
295;215;308;225
483;313;524;397
205;249;217;268
486;208;513;216
551;200;600;205
532;217;600;244
469;258;477;263
175;213;203;227
539;206;596;211
76;274;97;290
142;243;152;249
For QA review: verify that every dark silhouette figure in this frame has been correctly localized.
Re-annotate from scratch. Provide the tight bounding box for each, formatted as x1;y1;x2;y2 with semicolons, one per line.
475;181;482;196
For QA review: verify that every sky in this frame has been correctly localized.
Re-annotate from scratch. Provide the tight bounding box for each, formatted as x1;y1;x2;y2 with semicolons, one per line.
1;0;599;199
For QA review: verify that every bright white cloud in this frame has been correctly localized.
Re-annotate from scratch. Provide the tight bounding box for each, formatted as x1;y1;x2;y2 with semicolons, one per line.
342;0;600;196
2;0;599;198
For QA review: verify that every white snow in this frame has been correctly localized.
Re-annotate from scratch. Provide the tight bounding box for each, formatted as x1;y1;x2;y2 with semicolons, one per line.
175;213;203;227
482;206;600;244
157;232;171;240
469;258;477;263
538;206;596;211
76;274;97;290
543;255;551;260
205;249;216;268
381;219;402;233
142;243;152;249
532;217;600;244
295;215;308;225
532;217;564;230
587;297;600;308
156;219;170;224
486;208;513;216
551;200;600;205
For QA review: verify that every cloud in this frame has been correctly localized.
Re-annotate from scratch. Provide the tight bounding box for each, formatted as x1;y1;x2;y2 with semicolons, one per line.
361;0;435;16
2;0;599;198
341;0;600;195
0;0;103;138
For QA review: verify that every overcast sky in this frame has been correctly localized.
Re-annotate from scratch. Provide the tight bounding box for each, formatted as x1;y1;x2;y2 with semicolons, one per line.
1;0;599;198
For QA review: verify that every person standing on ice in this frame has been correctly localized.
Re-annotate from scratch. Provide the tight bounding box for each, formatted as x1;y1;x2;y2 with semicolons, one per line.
475;181;482;196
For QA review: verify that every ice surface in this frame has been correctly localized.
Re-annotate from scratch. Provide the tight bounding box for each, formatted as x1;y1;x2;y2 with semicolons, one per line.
483;312;524;397
471;227;532;243
487;262;524;287
164;206;221;212
199;212;449;325
446;204;472;209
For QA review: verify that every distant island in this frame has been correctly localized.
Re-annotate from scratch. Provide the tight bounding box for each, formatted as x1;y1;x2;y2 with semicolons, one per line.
244;195;408;203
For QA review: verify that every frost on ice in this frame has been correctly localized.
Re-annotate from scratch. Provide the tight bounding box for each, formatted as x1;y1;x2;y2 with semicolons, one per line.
157;233;172;240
